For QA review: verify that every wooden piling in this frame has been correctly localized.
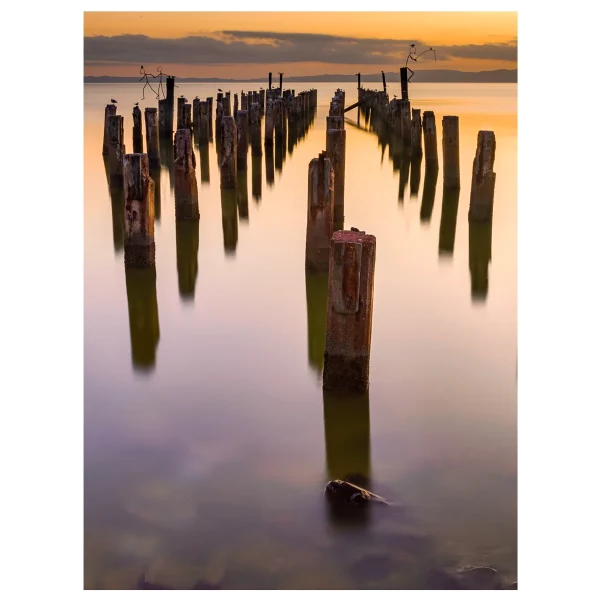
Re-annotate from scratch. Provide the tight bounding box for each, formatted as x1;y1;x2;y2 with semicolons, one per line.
400;100;411;144
442;116;460;189
158;99;168;137
143;108;159;169
251;153;262;201
220;116;237;189
381;71;387;94
236;109;249;170
107;114;125;188
305;152;335;272
469;131;496;222
233;93;238;119
132;105;143;154
192;98;200;139
173;128;199;221
207;97;214;141
423;111;438;167
326;125;346;231
123;153;155;268
177;97;185;130
184;103;192;131
259;89;265;115
166;76;175;133
102;104;117;155
264;98;274;147
323;230;376;392
410;108;422;157
269;72;272;89
400;67;409;101
357;72;361;90
199;101;209;144
224;92;231;117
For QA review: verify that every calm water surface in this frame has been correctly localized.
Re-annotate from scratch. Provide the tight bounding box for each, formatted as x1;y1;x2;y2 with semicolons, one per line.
84;82;517;589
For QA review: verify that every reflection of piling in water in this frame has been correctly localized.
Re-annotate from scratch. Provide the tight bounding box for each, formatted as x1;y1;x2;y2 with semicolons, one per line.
220;187;238;255
442;116;460;190
220;116;237;189
102;104;117;155
133;105;143;154
236;168;249;221
420;166;439;222
199;142;210;184
174;129;199;221
398;149;410;202
149;166;161;222
159;134;175;191
323;389;372;528
306;153;335;272
469;220;492;301
236;109;249;170
423;111;438;168
275;128;283;173
103;155;125;252
469;131;496;222
265;144;275;187
305;271;328;375
125;266;160;372
410;154;422;198
411;108;422;158
438;186;460;256
145;108;160;169
323;230;376;393
107;115;125;188
264;98;274;147
251;153;262;201
326;117;346;232
175;220;199;302
124;153;155;268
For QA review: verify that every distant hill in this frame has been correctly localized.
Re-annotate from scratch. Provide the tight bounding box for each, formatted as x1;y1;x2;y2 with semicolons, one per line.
84;69;517;85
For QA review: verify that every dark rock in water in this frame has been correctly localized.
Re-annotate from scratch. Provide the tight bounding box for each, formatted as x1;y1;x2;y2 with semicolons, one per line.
192;579;221;590
325;479;389;506
456;566;502;590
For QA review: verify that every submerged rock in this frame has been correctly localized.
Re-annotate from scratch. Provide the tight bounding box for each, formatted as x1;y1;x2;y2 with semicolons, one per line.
325;480;390;506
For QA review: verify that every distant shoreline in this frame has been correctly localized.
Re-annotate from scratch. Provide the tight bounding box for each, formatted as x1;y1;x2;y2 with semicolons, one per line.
84;69;517;85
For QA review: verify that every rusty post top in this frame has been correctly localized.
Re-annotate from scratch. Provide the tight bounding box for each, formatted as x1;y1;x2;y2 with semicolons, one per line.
332;230;375;245
145;107;157;114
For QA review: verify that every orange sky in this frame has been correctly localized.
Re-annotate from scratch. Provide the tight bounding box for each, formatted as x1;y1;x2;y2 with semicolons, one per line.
84;12;517;78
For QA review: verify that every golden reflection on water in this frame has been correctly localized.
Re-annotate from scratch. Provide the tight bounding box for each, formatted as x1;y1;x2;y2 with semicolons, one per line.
85;82;517;589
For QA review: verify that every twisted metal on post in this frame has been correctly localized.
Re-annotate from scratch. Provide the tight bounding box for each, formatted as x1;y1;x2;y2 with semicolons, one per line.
138;65;175;101
405;44;437;83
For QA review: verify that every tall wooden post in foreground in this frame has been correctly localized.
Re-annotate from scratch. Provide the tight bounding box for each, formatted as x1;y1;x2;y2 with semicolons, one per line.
174;129;199;221
107;114;125;188
323;230;376;392
220;116;237;189
305;152;334;272
442;116;460;189
144;108;160;169
132;105;143;154
102;104;117;155
469;131;496;221
423;111;438;168
123;153;155;268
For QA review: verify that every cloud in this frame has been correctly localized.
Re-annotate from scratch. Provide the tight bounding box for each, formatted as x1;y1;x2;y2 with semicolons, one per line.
84;32;517;67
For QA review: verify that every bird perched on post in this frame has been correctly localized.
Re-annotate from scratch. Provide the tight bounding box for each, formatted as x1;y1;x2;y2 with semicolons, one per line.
218;88;223;92
111;99;117;104
134;102;139;106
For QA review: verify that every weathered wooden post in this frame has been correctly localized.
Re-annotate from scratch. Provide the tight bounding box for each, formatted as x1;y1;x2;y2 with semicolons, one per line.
323;390;371;484
192;98;200;140
306;152;335;272
423;111;438;168
279;72;283;93
132;105;143;153
107;115;125;188
216;93;224;131
199;101;209;144
224;92;231;117
166;76;175;134
469;131;496;222
323;229;376;392
259;89;265;115
123;153;155;268
442;116;460;189
273;97;283;140
220;187;238;255
184;103;192;131
175;220;199;302
439;187;460;255
158;99;168;137
102;104;117;155
236;109;249;170
269;72;272;90
233;93;238;119
326;119;346;231
220;116;237;189
144;108;160;169
174;129;199;221
381;71;387;94
420;166;438;222
411;108;422;157
469;221;492;300
264;98;274;147
207;97;214;141
125;266;160;371
177;97;186;130
400;100;411;144
400;67;409;101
